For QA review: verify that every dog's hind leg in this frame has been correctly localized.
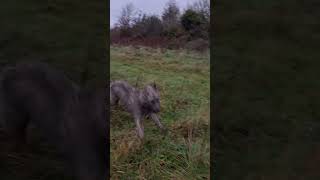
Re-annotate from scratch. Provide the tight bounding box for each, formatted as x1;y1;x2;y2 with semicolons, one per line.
134;115;144;139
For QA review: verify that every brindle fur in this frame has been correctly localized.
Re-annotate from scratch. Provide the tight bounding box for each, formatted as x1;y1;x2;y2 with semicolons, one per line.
110;80;165;139
0;62;108;180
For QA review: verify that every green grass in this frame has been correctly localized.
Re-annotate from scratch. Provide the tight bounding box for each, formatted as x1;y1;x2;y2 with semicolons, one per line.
110;45;210;179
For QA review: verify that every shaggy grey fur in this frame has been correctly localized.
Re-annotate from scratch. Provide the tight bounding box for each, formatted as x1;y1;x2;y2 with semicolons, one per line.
0;62;108;180
110;80;166;139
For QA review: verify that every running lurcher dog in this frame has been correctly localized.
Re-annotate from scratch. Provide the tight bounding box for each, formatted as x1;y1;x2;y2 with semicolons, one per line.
110;80;166;139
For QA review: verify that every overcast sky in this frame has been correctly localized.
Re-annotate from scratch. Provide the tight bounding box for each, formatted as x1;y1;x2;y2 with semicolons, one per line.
110;0;200;27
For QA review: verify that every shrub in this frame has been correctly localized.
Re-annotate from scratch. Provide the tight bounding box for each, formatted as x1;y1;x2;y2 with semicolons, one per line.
181;9;208;39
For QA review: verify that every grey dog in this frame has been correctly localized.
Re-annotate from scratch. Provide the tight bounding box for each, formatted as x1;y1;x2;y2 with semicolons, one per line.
0;62;108;180
110;80;166;139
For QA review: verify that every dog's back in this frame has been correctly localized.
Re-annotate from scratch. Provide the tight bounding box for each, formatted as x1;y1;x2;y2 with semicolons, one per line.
110;80;138;106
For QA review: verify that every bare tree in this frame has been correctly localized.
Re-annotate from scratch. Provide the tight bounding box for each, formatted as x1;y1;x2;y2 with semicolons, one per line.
132;14;164;38
117;3;136;29
191;0;210;22
162;0;180;36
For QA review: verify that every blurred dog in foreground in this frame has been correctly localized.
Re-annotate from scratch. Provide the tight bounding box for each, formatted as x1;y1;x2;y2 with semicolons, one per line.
110;80;166;139
0;62;108;180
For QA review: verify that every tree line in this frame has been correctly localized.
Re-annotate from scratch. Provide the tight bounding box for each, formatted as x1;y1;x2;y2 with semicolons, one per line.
110;0;210;51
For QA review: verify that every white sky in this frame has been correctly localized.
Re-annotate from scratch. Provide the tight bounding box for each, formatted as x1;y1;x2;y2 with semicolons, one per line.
110;0;200;27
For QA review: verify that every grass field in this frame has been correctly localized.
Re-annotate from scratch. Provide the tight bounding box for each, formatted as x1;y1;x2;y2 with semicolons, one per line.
110;45;210;179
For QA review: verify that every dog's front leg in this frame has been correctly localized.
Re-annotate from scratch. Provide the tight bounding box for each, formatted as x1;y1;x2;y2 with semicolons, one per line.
150;113;166;133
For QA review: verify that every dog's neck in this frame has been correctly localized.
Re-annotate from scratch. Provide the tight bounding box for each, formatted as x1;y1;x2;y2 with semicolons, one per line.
137;90;152;116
